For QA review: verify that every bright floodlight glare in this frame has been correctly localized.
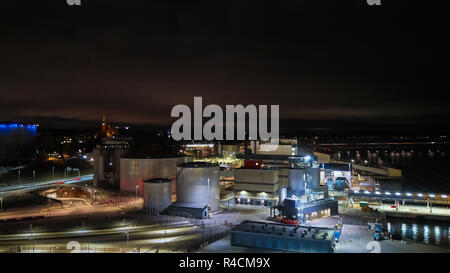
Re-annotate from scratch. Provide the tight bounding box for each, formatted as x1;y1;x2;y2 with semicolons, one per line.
429;194;435;198
375;191;381;195
385;192;391;195
364;190;370;194
395;192;401;196
442;195;448;198
417;193;423;197
406;193;412;196
354;190;359;193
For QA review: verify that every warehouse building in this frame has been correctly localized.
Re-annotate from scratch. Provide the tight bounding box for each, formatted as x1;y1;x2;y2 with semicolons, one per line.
166;202;208;219
231;221;335;253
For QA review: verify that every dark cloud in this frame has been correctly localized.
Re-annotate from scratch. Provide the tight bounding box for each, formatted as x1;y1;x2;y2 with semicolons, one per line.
0;0;449;132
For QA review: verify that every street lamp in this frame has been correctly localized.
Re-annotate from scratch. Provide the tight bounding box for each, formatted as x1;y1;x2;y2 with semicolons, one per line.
30;224;34;253
124;232;129;251
207;178;210;215
135;185;139;201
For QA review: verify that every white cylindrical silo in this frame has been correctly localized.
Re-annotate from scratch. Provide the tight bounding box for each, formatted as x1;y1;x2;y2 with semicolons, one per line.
143;178;172;214
176;162;220;211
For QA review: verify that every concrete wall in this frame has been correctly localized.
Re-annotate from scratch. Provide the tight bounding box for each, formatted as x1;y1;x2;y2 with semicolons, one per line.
231;231;334;253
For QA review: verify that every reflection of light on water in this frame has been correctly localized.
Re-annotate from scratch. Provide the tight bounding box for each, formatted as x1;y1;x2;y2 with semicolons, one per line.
389;220;450;245
434;226;441;244
412;224;418;241
401;224;407;238
424;225;430;244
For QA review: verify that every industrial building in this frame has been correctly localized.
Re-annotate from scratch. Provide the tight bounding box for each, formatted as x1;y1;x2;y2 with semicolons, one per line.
233;153;323;208
231;220;335;253
143;178;172;214
234;146;339;223
322;163;352;191
234;167;279;207
120;155;190;195
279;160;339;223
166;202;208;219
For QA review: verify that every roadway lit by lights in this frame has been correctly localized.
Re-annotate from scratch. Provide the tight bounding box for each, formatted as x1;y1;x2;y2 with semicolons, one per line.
351;190;449;200
0;174;94;194
0;224;197;242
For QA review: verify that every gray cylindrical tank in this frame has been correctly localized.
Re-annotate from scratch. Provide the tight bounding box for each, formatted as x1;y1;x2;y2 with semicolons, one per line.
288;168;306;192
120;156;188;194
143;178;172;214
279;186;287;206
306;166;320;188
176;162;220;211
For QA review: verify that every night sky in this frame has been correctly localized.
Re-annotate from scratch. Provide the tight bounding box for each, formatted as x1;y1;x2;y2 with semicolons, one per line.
1;0;449;133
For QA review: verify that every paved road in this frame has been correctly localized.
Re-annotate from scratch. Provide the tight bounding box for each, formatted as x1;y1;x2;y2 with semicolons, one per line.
0;174;94;196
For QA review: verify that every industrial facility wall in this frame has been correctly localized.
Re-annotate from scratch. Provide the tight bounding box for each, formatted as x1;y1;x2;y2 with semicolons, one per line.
303;200;339;216
166;206;207;219
231;231;334;253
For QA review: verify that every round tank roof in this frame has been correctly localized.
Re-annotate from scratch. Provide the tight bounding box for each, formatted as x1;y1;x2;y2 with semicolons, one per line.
143;178;172;183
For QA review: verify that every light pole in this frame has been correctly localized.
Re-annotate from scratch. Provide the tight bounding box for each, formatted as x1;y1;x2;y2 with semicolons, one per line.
135;185;139;201
30;224;34;253
0;197;3;213
52;166;55;178
207;178;210;216
18;169;21;186
33;170;36;186
124;232;129;251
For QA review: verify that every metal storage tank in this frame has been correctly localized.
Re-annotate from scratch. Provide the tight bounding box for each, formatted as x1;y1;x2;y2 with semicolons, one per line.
288;168;306;192
176;162;220;211
306;166;320;188
120;156;189;194
279;186;287;205
143;178;172;214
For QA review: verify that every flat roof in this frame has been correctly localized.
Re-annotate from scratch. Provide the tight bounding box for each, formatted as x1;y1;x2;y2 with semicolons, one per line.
169;202;208;209
143;178;171;183
236;154;312;161
233;220;335;241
